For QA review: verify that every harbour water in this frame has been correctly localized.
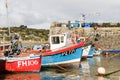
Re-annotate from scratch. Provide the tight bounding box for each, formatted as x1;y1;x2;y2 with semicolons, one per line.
0;54;120;80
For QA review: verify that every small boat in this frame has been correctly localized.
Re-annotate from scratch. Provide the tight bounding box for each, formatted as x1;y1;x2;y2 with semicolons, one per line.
102;49;120;56
0;55;42;72
41;33;84;67
0;34;42;73
102;49;120;53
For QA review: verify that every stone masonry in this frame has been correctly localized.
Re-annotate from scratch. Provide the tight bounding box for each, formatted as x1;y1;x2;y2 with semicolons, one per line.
83;27;120;50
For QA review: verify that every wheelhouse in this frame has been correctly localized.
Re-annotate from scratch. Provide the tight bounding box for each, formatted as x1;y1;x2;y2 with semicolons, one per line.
49;33;67;50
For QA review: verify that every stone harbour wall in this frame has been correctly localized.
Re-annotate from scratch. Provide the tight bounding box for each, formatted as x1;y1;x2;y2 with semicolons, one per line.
83;27;120;50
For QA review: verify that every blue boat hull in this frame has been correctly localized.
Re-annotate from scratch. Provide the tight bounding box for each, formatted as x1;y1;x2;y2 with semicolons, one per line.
42;47;83;66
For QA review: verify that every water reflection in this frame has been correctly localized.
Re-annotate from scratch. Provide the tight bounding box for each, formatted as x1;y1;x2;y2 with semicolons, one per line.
79;57;100;74
40;65;81;80
0;73;41;80
79;57;102;80
79;55;120;80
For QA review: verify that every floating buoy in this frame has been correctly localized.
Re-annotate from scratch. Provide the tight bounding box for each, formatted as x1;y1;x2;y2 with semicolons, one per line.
105;52;109;57
97;67;106;76
105;52;109;55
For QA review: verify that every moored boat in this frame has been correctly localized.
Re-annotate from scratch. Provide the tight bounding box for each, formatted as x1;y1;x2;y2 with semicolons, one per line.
41;21;86;68
0;55;42;72
42;41;84;67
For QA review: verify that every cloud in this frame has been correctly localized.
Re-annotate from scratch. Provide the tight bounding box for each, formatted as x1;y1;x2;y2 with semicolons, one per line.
0;0;120;29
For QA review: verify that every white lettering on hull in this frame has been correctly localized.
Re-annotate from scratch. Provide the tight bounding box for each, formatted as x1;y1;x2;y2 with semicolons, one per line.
61;50;75;56
18;60;39;67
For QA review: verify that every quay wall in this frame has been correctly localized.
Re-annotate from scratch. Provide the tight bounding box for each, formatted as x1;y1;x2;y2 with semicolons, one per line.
83;27;120;50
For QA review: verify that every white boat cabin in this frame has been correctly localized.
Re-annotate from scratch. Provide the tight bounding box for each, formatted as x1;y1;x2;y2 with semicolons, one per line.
49;33;67;50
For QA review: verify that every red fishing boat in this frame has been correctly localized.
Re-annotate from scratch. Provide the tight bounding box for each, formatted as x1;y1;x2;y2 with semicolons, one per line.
0;55;42;72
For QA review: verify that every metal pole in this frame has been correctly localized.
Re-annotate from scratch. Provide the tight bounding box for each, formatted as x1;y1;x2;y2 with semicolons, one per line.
6;0;10;36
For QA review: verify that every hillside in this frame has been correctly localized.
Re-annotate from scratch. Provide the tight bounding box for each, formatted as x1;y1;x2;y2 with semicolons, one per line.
0;27;49;43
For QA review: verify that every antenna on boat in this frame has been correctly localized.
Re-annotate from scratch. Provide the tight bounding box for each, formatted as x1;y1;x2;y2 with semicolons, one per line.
5;0;10;36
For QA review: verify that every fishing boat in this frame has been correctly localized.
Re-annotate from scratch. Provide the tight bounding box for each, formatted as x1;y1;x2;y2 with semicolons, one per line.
0;33;42;72
42;33;84;67
0;55;42;72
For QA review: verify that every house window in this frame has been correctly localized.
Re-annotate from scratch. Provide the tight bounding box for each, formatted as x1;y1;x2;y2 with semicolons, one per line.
52;36;60;44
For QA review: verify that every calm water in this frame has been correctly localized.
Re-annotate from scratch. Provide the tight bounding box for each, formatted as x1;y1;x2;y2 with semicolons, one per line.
0;54;120;80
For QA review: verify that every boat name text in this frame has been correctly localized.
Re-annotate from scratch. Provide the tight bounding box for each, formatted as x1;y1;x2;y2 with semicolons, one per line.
18;60;39;67
61;49;75;56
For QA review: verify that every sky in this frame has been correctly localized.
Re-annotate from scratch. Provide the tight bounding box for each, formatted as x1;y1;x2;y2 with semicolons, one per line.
0;0;120;29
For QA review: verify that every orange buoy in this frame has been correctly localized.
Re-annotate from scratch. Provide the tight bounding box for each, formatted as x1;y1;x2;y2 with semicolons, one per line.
105;52;109;57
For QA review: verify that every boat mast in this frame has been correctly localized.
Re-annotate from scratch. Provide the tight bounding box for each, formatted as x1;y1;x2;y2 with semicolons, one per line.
6;0;10;36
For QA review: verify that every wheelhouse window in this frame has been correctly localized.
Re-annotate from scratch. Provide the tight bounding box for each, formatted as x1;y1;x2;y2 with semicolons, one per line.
51;36;60;44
